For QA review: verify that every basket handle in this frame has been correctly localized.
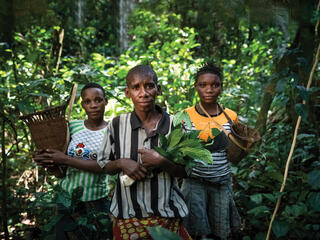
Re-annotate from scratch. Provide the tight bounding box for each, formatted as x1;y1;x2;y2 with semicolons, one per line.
198;102;248;151
62;84;78;154
67;83;78;122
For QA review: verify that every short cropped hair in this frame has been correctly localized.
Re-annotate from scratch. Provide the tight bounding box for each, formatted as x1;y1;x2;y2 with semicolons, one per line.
126;65;158;85
81;82;106;99
195;63;223;86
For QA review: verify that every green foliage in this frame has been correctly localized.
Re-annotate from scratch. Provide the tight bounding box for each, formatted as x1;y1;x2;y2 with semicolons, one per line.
147;226;182;240
1;0;319;239
154;111;220;170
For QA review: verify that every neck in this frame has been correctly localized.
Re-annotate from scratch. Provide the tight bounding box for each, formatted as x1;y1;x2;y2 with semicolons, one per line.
84;118;107;130
135;108;159;123
135;107;162;134
199;102;219;116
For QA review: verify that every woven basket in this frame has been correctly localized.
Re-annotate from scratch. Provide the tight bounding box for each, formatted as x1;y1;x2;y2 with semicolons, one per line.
226;122;261;163
20;103;69;152
20;84;78;177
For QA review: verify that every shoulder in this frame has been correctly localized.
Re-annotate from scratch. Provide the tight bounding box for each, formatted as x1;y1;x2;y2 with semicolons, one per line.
184;106;197;117
224;108;238;122
185;106;195;113
69;120;84;134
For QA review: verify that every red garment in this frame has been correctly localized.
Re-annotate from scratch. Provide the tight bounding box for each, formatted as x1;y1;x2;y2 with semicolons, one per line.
113;215;192;240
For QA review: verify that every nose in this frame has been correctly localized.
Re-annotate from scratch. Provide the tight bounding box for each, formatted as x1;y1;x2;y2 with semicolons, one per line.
138;86;148;97
205;85;214;92
90;101;98;108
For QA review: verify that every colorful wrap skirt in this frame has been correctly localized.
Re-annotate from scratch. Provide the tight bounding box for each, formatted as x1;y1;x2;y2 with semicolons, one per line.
113;215;192;240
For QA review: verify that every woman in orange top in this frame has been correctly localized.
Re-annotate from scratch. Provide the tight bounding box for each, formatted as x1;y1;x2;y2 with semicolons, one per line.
181;64;241;240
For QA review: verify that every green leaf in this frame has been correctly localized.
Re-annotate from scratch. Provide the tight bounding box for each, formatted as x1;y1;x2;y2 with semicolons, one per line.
180;147;212;164
56;190;72;208
308;170;320;189
158;134;168;149
147;226;182;240
154;146;169;158
308;192;320;211
173;111;192;128
176;138;202;149
211;128;221;137
294;103;308;120
168;128;183;148
284;203;307;217
247;206;270;217
43;215;63;232
296;85;309;101
250;194;263;204
272;220;290;238
263;193;276;203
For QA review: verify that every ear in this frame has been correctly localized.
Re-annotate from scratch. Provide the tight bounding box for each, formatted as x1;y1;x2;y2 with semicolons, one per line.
125;87;130;98
104;98;108;105
156;85;162;96
81;100;85;108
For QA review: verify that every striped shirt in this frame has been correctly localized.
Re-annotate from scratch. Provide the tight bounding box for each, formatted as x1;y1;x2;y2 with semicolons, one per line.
60;120;112;202
185;106;238;179
97;106;188;219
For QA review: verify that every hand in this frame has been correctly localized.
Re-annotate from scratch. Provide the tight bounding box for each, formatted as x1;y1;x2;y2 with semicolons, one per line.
119;158;147;180
33;149;68;166
138;148;166;169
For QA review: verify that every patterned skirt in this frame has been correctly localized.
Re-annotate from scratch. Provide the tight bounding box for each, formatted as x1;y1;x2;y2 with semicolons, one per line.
113;215;192;240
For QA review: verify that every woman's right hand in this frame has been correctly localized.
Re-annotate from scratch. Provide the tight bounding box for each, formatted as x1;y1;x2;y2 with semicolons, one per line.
34;149;68;166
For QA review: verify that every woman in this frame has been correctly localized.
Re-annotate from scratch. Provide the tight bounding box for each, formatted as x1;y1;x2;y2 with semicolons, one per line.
35;82;114;239
181;64;241;240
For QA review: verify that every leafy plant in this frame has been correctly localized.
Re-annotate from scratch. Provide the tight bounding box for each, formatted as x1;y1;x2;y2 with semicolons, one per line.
154;111;220;171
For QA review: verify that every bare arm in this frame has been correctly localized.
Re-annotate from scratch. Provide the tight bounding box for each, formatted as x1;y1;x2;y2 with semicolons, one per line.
34;149;103;173
138;148;187;178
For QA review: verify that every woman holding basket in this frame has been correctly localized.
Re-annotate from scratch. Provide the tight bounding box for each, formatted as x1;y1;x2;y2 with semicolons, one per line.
35;83;114;239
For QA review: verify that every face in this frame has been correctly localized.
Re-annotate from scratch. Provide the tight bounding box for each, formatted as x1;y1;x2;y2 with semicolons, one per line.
195;73;222;104
125;74;160;112
81;88;107;121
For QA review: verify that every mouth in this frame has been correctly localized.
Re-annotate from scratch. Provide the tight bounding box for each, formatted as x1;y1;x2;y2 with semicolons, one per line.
88;111;101;115
138;101;153;105
203;96;216;99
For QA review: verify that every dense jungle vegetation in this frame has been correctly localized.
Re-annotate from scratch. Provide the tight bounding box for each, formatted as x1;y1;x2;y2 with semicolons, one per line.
1;0;320;239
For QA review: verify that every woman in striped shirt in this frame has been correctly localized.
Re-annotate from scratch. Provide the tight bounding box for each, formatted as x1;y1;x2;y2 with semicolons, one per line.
35;83;114;239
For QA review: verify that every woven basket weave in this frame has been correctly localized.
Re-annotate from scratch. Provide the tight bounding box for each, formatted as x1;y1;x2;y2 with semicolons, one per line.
20;84;77;177
226;122;261;163
20;103;69;152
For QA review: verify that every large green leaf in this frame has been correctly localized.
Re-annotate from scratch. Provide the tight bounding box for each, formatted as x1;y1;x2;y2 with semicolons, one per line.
43;215;63;232
168;128;183;148
180;146;212;164
308;192;320;211
308;170;320;190
147;226;182;240
247;206;270;217
250;194;263;205
272;220;290;238
173;110;192;128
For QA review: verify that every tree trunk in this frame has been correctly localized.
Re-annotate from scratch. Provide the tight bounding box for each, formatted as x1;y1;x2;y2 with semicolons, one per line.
1;114;9;240
255;1;317;135
119;0;137;52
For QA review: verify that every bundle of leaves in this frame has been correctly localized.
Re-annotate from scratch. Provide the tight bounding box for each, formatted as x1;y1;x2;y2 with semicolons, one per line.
154;111;220;170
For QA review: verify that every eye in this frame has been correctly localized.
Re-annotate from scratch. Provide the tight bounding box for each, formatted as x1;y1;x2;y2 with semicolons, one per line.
95;97;103;103
145;83;155;89
198;83;206;88
83;100;90;105
131;84;139;90
212;83;221;88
